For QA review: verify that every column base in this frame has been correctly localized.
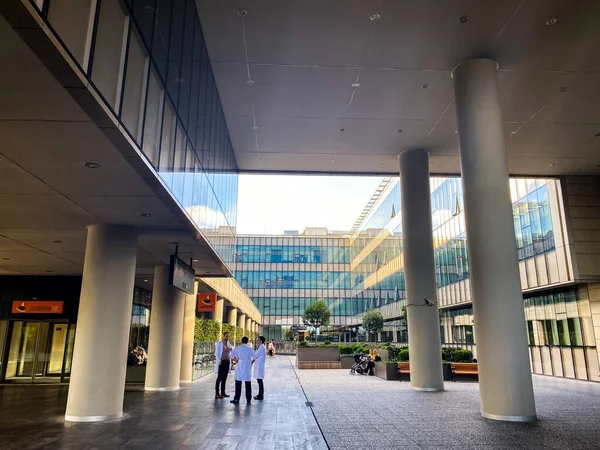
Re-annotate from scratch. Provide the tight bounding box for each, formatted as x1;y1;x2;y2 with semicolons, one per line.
411;386;444;392
64;412;123;422
179;380;192;384
481;411;537;422
145;386;180;392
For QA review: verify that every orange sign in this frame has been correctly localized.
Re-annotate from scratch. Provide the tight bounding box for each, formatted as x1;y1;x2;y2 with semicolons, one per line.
12;301;64;314
197;294;217;312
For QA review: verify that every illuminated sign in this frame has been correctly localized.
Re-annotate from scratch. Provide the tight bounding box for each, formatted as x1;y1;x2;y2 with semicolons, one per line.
11;301;64;314
169;255;195;295
197;293;217;312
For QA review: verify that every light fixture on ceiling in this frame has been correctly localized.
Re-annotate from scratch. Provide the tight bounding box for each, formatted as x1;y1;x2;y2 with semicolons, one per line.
454;130;458;134
421;84;430;89
459;16;469;23
548;163;556;168
144;279;149;282
144;5;154;13
559;86;568;93
84;162;101;169
370;13;381;21
397;129;403;134
545;18;557;26
237;8;247;17
246;79;254;85
351;82;360;88
193;259;199;262
141;213;151;218
53;240;63;244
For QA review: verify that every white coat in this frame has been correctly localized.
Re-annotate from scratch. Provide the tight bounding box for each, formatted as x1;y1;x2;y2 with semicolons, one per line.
231;344;254;382
253;344;266;380
214;340;234;373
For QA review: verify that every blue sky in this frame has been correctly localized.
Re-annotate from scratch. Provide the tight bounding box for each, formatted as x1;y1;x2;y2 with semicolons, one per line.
236;175;385;235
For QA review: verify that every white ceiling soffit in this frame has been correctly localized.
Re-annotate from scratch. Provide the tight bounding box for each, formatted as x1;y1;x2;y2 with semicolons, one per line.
196;0;600;176
0;13;227;279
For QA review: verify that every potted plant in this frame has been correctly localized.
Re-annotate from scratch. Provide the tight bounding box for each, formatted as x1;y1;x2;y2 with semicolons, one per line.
374;359;399;380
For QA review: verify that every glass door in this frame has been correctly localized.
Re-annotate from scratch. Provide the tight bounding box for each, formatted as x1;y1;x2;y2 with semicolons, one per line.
2;320;73;383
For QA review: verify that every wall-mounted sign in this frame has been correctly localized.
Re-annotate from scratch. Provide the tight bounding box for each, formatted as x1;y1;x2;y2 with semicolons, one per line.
291;324;307;332
169;255;195;295
197;293;217;312
12;301;64;314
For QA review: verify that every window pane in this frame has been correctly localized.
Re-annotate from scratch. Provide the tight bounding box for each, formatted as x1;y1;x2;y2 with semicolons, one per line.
142;70;164;168
121;30;149;143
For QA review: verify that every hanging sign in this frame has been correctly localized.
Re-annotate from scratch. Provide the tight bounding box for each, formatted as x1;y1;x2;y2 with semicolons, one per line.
12;301;64;314
197;293;217;312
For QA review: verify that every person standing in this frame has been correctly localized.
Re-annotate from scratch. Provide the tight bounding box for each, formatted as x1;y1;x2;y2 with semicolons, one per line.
268;340;275;357
230;336;254;405
214;332;233;399
253;336;266;400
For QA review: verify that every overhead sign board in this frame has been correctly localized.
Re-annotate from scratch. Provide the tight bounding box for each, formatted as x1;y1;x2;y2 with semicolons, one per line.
12;301;64;314
290;324;307;332
197;293;217;312
169;255;195;295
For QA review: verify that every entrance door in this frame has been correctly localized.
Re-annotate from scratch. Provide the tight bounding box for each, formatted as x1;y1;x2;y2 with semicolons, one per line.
3;320;74;383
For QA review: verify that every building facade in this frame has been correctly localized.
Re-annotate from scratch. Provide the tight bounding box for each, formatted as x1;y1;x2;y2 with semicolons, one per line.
236;176;600;382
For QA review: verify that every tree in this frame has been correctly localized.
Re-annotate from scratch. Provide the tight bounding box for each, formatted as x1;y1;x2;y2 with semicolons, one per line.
362;309;384;342
303;300;331;339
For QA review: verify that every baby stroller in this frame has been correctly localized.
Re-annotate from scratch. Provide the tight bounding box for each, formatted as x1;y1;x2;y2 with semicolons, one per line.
350;354;369;375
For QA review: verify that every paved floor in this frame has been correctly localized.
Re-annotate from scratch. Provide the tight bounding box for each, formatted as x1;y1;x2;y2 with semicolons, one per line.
0;356;327;450
298;366;600;450
2;357;600;449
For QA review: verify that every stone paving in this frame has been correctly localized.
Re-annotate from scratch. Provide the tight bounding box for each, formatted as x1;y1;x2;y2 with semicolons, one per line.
297;364;600;450
0;356;327;450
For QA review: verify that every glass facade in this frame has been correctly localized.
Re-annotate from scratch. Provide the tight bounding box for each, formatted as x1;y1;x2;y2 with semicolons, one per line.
30;0;238;267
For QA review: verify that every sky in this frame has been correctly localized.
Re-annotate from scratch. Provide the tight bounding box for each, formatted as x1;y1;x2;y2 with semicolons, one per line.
236;175;385;235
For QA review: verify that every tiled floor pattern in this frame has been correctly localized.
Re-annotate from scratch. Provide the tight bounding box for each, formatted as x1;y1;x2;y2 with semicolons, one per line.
297;366;600;449
0;356;327;450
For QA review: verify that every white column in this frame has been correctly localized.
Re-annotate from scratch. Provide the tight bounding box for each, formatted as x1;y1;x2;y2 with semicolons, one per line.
399;149;444;392
452;58;536;421
180;281;198;383
65;225;138;422
238;312;246;333
211;297;224;332
145;265;186;391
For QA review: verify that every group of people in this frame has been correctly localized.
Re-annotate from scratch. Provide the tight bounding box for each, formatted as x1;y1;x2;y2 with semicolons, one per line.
127;347;147;366
214;332;267;404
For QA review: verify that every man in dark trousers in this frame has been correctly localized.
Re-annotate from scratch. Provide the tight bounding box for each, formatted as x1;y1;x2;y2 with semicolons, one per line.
230;336;255;404
214;332;233;399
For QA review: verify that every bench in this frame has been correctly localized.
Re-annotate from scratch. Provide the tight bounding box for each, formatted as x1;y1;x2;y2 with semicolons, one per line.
451;363;478;381
397;362;410;381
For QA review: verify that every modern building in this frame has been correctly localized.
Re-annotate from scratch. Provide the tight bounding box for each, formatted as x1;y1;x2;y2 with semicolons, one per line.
2;0;600;424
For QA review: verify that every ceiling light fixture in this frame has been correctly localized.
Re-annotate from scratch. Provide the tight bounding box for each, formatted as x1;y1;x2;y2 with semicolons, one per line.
459;16;469;23
351;82;360;88
559;86;568;93
397;129;403;134
548;163;556;168
237;8;247;17
84;162;101;169
370;13;381;21
340;128;345;132
246;79;254;85
421;84;430;89
53;240;63;244
144;279;149;282
545;18;557;26
141;213;151;218
193;259;199;262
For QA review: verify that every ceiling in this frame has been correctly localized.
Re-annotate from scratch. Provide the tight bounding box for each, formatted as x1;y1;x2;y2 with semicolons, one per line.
196;0;600;176
0;14;228;281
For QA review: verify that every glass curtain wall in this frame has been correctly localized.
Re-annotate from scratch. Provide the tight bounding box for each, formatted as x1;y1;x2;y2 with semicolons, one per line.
30;0;238;268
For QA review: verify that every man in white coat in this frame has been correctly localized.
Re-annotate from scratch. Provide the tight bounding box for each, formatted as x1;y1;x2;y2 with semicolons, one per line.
253;336;266;400
214;331;233;399
230;336;255;404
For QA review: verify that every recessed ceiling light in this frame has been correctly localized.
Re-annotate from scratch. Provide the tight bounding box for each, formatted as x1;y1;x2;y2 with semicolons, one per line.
340;128;345;132
144;5;154;13
2;257;9;260
237;8;247;17
144;279;149;282
53;240;63;244
559;86;568;93
141;213;151;218
370;13;381;21
193;259;199;262
545;18;557;26
351;82;360;88
459;16;469;23
454;130;458;134
246;79;254;85
421;84;430;89
397;129;403;134
549;163;556;167
84;162;101;169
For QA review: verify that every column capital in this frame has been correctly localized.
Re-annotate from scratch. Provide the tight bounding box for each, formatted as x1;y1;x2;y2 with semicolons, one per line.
451;58;499;79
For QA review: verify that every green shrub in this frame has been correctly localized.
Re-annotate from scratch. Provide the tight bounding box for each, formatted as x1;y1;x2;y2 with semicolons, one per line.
441;347;456;362
453;349;473;363
323;340;331;345
398;349;410;362
299;340;308;347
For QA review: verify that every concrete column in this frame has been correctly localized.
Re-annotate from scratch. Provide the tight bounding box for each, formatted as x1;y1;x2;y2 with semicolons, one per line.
180;281;198;383
452;58;536;421
211;297;224;325
238;313;246;333
246;317;252;334
145;265;186;391
65;225;138;422
228;307;238;326
399;149;444;392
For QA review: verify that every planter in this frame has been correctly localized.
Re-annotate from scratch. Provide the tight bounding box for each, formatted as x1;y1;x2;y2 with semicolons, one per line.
374;362;399;381
341;356;355;369
296;346;340;369
442;364;453;381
